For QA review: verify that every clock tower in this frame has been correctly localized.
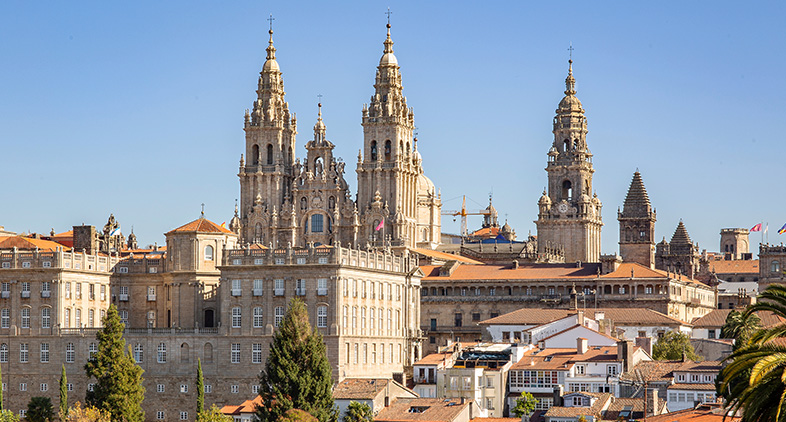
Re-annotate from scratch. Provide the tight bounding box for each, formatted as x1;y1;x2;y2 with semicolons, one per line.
536;60;603;263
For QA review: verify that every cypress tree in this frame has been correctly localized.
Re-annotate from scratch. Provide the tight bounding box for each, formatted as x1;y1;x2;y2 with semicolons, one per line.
257;298;337;422
196;357;205;415
85;304;145;422
59;364;68;417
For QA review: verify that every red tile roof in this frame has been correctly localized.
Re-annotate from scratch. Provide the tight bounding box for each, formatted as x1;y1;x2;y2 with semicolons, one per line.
511;346;621;371
644;403;740;422
166;217;234;235
375;398;469;422
414;248;483;265
0;236;70;252
620;360;684;383
707;259;759;274
220;396;263;416
413;353;454;366
667;383;717;391
691;309;786;329
480;307;689;327
333;378;395;400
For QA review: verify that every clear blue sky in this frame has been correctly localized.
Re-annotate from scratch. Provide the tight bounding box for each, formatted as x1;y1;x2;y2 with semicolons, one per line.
2;1;784;256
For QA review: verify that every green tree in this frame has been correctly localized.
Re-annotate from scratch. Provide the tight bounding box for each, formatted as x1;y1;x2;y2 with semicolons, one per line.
720;284;786;420
511;391;538;418
257;298;338;422
0;410;19;422
60;364;68;417
196;405;231;422
278;409;319;422
84;305;145;422
0;361;3;411
721;309;761;351
343;401;373;422
26;397;54;422
652;331;700;361
197;358;205;415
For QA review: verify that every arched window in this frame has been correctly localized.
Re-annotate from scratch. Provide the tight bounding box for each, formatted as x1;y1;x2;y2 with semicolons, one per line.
563;139;571;152
204;245;214;261
311;214;324;233
562;180;573;201
251;144;259;165
370;141;378;161
204;309;215;328
384;140;392;160
266;144;274;165
180;343;190;363
773;261;781;273
203;343;213;363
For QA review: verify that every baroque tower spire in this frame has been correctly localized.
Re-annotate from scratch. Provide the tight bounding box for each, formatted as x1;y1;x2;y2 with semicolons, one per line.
356;17;440;250
238;17;298;246
536;58;603;263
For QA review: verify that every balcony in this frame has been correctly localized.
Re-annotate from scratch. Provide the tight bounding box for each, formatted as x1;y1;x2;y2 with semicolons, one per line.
231;289;242;297
119;294;129;302
253;289;264;297
21;291;30;298
317;288;328;296
296;288;306;296
147;294;156;301
1;291;9;299
273;288;285;297
41;291;51;298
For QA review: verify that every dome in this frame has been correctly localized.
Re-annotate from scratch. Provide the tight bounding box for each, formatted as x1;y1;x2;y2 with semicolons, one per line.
501;221;512;232
417;173;435;196
557;95;583;113
263;59;280;72
380;52;398;66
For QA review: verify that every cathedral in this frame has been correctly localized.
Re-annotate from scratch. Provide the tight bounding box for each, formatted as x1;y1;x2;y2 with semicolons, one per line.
235;24;442;251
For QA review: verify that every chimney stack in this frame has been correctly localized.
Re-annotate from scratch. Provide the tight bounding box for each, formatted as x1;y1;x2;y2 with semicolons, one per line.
577;337;588;355
646;388;658;416
636;336;653;357
552;386;564;407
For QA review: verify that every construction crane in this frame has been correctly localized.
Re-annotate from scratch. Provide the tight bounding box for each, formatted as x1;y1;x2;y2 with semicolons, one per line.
441;195;492;237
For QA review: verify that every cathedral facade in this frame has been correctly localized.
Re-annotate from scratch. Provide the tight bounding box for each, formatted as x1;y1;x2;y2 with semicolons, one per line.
236;25;441;251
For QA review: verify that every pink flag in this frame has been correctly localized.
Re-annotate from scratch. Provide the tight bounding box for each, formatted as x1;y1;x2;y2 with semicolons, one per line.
751;223;762;232
375;219;384;231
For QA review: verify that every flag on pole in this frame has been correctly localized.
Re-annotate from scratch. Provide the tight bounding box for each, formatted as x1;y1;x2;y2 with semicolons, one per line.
764;224;769;234
751;223;762;232
109;225;121;236
779;223;786;235
220;222;227;228
375;218;385;231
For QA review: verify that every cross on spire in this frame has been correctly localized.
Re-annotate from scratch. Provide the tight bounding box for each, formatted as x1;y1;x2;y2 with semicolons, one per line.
201;203;205;217
267;14;275;32
385;7;392;25
568;43;574;61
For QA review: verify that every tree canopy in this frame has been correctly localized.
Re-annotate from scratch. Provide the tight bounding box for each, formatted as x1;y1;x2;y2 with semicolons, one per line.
26;397;54;422
512;391;538;418
652;331;700;361
196;405;231;422
721;309;761;351
84;305;145;422
257;298;338;422
343;401;373;422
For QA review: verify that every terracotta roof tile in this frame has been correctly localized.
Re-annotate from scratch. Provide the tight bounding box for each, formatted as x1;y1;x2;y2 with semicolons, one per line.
333;378;392;400
480;307;689;327
667;383;717;391
421;262;602;281
544;393;612;418
707;259;759;274
511;346;620;371
675;361;722;372
166;217;234;235
0;236;70;252
620;360;684;383
691;309;786;329
375;398;469;422
220;396;263;415
413;353;454;366
644;404;740;422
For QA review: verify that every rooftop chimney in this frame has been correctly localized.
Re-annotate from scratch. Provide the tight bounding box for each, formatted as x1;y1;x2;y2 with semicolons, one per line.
646;388;658;417
577;337;589;354
636;336;653;357
552;386;564;407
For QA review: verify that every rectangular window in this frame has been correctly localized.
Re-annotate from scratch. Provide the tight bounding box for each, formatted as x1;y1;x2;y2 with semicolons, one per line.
75;283;81;299
232;307;242;328
253;279;264;296
100;285;106;301
253;307;264;328
88;284;95;300
89;343;97;359
274;279;285;296
21;308;30;328
317;306;328;328
157;343;167;363
252;344;262;364
275;307;284;327
231;344;240;363
134;344;144;363
231;385;239;394
317;278;328;296
180;384;188;393
41;281;51;298
40;343;49;363
75;309;81;327
156;411;165;420
66;343;75;363
20;343;28;363
1;309;9;328
608;365;618;376
205;384;212;393
157;384;165;393
296;279;306;296
20;383;27;392
120;310;128;326
231;279;242;296
180;411;188;420
67;383;73;392
42;308;51;328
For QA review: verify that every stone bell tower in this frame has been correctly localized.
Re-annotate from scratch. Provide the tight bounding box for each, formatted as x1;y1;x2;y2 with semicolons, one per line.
356;22;440;249
618;171;656;268
536;60;603;262
238;27;298;246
